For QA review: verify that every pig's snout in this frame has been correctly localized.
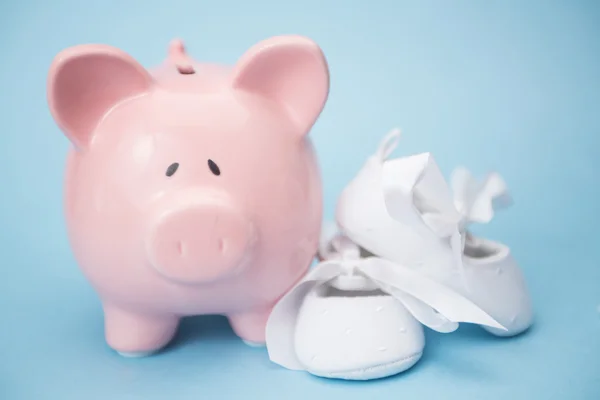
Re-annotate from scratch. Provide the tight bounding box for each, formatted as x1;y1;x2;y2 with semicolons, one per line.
146;199;254;283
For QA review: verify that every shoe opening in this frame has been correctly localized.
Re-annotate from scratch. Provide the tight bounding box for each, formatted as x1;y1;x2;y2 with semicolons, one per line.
319;285;388;298
359;247;376;258
463;241;502;259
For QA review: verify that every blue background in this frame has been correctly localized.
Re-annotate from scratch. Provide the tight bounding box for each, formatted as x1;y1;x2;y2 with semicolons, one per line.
1;0;599;398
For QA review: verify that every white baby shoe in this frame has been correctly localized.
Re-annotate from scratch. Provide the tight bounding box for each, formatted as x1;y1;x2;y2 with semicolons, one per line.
265;234;504;380
334;128;533;337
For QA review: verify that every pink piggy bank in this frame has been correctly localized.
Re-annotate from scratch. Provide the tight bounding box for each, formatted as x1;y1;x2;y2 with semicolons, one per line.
46;36;329;356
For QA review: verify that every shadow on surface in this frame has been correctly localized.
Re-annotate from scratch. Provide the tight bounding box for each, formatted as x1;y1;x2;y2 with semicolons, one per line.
122;312;538;384
421;322;536;381
166;314;240;350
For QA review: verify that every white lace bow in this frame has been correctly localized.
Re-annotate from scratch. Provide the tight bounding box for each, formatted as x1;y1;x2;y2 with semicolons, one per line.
265;234;505;371
379;129;512;279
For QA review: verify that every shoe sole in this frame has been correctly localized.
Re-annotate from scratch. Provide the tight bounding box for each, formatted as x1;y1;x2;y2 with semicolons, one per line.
306;351;423;380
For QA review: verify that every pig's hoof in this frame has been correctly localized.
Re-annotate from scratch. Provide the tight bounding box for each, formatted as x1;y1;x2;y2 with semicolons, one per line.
117;350;156;358
228;308;271;344
242;339;266;348
103;306;180;357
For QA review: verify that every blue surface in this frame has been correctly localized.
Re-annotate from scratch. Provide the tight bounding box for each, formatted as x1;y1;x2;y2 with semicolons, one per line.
1;0;599;399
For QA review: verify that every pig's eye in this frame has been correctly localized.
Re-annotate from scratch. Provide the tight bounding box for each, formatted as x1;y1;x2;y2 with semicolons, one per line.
166;162;179;177
208;159;221;176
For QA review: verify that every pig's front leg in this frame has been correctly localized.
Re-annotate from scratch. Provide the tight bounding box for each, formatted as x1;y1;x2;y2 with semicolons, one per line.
103;304;180;357
227;307;273;347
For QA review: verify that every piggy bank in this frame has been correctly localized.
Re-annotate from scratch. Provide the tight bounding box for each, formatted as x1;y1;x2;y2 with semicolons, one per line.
46;36;329;356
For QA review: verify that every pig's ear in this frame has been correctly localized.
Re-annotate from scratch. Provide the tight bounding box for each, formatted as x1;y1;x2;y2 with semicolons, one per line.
47;44;154;150
231;35;330;137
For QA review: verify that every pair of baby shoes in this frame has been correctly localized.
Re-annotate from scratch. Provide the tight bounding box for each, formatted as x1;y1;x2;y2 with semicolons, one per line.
264;129;533;380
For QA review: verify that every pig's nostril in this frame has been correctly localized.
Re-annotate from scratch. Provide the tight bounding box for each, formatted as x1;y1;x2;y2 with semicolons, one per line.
176;241;185;256
218;238;227;254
